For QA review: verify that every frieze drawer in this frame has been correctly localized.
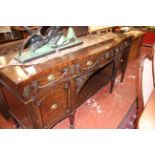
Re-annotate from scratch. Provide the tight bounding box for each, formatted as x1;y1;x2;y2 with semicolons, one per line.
75;56;100;75
37;84;69;127
22;68;69;99
99;50;114;67
36;69;68;88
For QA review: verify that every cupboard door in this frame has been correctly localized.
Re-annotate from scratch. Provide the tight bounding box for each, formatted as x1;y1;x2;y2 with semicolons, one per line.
38;84;69;127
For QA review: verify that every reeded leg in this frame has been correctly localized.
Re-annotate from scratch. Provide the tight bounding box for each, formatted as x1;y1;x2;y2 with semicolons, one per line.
69;112;75;129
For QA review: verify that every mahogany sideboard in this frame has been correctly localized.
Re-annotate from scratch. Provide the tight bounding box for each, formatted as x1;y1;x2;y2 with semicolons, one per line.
0;33;132;128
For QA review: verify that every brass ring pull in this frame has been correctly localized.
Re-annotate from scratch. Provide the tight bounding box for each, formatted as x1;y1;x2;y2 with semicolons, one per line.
48;74;55;81
51;103;58;110
78;59;99;70
86;60;93;67
36;70;67;89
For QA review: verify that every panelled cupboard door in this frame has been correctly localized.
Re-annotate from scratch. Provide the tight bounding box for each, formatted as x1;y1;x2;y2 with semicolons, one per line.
38;84;69;128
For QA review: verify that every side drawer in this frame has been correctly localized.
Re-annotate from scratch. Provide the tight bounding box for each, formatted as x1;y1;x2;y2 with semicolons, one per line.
38;84;69;128
21;68;69;100
35;68;68;89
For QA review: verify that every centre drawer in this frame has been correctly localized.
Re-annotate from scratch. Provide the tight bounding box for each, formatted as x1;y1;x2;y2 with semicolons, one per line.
99;49;114;67
76;56;100;75
38;84;69;127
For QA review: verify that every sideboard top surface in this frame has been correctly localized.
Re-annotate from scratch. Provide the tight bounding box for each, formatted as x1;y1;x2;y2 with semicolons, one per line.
0;32;133;87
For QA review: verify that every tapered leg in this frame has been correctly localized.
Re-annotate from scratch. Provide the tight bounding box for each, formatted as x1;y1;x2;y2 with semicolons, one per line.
110;79;115;93
120;46;130;82
110;62;117;93
120;70;125;82
69;112;75;129
120;62;128;82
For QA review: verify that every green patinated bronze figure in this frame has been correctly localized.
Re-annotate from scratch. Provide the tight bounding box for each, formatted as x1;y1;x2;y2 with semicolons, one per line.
15;26;83;63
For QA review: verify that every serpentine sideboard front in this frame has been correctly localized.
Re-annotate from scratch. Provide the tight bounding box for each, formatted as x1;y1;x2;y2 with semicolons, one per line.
0;33;132;128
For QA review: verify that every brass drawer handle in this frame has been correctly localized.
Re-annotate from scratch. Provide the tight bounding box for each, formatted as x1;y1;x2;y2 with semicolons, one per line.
50;103;58;110
48;74;55;81
36;69;68;89
77;58;99;70
86;60;93;67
